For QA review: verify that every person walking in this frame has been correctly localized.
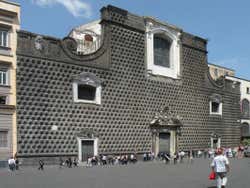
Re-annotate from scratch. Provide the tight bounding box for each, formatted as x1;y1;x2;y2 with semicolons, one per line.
38;159;44;170
173;152;178;164
189;150;194;164
59;157;64;169
73;157;78;167
68;157;72;168
211;148;230;188
15;157;19;170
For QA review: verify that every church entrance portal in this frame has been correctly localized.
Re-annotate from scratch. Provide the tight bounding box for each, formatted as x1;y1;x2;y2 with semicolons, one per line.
150;106;183;156
81;140;94;161
77;129;99;162
159;132;171;153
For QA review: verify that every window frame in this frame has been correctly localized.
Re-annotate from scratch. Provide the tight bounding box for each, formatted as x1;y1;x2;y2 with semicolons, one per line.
209;101;222;115
73;82;101;104
72;72;102;105
146;24;181;79
241;99;250;118
0;28;10;48
153;34;171;68
0;69;9;86
246;87;250;94
241;122;250;137
0;95;8;105
0;130;8;148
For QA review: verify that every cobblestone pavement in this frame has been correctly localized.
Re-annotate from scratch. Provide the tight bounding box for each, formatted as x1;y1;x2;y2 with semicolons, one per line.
0;158;249;188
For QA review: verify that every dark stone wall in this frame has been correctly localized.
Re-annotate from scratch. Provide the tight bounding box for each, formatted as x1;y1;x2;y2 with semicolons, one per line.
16;5;241;160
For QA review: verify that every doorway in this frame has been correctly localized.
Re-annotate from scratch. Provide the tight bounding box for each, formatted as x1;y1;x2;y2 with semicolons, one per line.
159;132;171;153
81;140;94;161
77;138;98;162
210;137;221;149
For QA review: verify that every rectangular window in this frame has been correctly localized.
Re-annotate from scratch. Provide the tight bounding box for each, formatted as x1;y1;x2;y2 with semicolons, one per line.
0;131;8;147
0;70;8;85
0;29;9;47
247;87;250;94
210;101;222;115
211;102;220;113
78;84;96;101
0;96;7;104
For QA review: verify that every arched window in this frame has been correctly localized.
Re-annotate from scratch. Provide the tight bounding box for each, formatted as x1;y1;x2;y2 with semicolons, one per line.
241;122;250;137
154;34;171;68
242;99;250;118
146;19;181;79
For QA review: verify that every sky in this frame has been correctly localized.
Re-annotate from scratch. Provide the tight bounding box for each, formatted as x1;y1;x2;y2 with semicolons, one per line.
13;0;250;79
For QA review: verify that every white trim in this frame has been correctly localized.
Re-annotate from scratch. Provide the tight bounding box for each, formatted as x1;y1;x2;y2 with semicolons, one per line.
146;22;181;79
77;137;98;162
209;101;222;115
0;29;9;48
73;83;101;105
210;137;221;149
0;69;9;86
170;130;176;156
155;130;176;156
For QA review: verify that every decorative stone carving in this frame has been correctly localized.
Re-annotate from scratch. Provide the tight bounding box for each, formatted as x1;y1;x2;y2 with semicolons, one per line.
207;68;225;88
34;35;44;51
209;94;223;103
72;72;102;87
211;132;221;139
76;128;99;139
62;37;77;52
150;106;183;127
48;42;61;58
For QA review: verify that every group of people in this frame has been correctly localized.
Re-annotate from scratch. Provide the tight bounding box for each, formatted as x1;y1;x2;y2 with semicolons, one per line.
59;157;78;168
143;152;155;161
87;153;138;167
37;157;78;170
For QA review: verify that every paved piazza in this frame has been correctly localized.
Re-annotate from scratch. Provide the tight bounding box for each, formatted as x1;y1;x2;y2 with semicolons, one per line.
0;158;249;188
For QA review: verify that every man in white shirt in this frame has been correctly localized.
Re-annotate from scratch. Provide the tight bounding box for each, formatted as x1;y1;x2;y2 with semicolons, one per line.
211;148;230;188
8;157;16;171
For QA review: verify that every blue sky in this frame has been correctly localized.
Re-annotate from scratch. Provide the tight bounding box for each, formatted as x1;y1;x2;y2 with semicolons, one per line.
14;0;250;79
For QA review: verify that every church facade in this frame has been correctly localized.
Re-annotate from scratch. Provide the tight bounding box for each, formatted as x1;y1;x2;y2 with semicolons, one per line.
16;5;241;163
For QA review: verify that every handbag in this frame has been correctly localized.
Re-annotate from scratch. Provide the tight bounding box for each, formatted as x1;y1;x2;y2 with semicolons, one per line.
209;171;216;180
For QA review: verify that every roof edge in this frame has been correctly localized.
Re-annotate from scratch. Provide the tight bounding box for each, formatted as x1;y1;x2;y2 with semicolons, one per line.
0;0;20;7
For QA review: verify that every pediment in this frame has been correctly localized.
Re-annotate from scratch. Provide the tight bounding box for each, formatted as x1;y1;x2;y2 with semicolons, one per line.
209;93;223;103
150;106;183;128
76;128;99;138
72;72;102;87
